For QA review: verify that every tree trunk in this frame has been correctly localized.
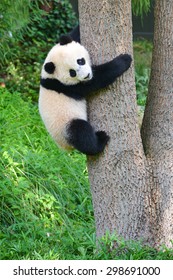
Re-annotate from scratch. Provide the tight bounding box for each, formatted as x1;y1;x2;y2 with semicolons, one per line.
141;0;173;247
78;0;148;242
78;0;173;248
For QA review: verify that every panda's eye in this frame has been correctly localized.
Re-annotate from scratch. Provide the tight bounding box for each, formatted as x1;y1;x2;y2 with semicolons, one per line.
69;69;77;77
44;62;55;74
77;58;86;65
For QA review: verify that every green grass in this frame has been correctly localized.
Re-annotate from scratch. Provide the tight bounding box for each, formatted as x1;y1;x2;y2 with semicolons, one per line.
0;89;93;259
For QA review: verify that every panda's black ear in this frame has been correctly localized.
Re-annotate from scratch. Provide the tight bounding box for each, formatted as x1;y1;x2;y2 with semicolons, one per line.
44;62;55;74
59;35;73;45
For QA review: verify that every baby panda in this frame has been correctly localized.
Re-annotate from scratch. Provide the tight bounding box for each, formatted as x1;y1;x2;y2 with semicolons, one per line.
39;35;132;155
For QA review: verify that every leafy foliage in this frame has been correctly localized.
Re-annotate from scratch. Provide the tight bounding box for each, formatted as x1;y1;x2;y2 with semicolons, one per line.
0;0;30;38
24;0;77;46
133;39;153;105
132;0;151;17
0;0;77;66
0;0;43;64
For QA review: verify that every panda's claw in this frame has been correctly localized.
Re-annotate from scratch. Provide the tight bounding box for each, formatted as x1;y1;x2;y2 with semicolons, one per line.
96;130;110;145
116;53;132;70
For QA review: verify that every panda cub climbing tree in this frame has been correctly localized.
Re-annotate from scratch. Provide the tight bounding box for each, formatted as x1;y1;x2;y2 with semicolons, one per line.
39;32;132;155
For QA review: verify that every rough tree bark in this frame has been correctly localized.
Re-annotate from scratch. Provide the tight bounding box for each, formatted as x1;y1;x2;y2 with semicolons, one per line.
141;0;173;247
78;0;173;248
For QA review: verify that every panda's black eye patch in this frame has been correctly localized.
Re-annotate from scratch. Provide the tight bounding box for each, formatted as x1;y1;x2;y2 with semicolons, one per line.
77;58;86;65
44;62;55;74
69;69;77;77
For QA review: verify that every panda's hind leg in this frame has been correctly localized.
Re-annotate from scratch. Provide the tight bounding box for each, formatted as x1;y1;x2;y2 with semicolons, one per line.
66;119;110;155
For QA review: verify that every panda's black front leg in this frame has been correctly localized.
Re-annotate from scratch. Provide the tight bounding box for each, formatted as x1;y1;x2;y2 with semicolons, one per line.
91;54;132;91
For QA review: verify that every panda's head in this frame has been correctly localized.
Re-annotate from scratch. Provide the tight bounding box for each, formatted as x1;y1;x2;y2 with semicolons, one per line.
42;35;93;85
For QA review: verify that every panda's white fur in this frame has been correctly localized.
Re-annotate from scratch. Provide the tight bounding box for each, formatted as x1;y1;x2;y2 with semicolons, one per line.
39;90;87;150
39;41;91;150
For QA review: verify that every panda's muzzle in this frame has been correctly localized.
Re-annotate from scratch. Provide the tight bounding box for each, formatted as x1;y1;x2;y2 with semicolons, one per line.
84;73;91;80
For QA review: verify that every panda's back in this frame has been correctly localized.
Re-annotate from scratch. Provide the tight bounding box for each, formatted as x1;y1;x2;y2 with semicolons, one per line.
39;87;87;149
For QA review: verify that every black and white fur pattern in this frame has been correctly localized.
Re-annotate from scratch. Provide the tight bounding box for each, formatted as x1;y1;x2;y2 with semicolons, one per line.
39;35;132;155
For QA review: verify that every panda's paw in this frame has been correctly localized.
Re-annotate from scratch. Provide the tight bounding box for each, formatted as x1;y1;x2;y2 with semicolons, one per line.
119;53;132;70
117;54;132;70
96;131;110;145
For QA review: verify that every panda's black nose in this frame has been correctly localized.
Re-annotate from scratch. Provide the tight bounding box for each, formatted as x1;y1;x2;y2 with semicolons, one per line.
84;73;90;79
